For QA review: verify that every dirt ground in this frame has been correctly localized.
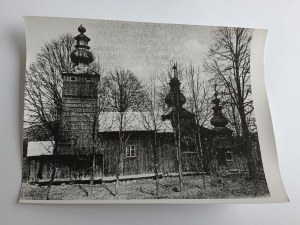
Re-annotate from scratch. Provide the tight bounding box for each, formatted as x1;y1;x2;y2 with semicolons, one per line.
20;174;270;200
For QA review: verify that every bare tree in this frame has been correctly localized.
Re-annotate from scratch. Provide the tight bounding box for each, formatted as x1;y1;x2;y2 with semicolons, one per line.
103;68;148;195
221;92;256;137
184;64;211;188
137;73;163;198
222;101;242;136
204;27;257;179
162;63;186;192
24;34;74;134
184;65;212;127
24;34;74;199
87;64;105;198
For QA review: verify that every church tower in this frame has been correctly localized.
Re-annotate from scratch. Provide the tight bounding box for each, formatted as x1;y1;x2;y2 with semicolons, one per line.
58;25;100;155
162;63;196;134
210;90;234;165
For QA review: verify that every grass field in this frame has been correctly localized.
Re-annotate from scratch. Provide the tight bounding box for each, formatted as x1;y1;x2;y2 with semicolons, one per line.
20;174;270;200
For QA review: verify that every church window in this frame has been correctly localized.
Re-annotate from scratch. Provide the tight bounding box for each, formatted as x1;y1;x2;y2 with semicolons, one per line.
182;137;196;153
79;40;86;45
225;151;234;162
126;145;136;157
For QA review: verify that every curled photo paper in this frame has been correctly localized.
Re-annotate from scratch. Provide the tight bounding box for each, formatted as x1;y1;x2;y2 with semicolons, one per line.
20;16;288;203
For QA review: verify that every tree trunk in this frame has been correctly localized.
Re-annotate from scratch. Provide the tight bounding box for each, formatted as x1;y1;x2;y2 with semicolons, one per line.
44;137;59;200
239;105;256;180
235;58;256;180
153;131;159;198
44;161;56;200
115;146;121;196
176;125;183;192
196;125;206;189
89;152;96;198
89;116;98;198
115;113;124;196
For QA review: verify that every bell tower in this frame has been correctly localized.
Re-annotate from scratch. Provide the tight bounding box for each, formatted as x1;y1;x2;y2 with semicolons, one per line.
58;25;100;155
210;89;234;165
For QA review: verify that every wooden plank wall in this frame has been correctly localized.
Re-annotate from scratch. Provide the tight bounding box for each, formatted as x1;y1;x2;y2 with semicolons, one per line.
101;132;179;176
27;155;103;182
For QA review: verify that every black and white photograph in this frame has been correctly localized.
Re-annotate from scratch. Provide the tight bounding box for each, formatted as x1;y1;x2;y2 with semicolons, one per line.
20;16;278;202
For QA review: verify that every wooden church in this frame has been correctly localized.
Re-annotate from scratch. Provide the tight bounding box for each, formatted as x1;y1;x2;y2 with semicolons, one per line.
22;25;254;184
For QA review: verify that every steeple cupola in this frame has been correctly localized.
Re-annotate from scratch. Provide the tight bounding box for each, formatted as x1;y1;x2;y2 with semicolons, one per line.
210;91;228;128
165;63;186;108
70;25;94;66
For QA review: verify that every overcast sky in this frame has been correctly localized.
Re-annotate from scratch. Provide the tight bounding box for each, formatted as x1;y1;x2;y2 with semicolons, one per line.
25;16;216;80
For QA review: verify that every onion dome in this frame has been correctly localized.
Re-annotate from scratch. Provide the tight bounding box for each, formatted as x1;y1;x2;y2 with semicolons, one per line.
70;25;94;66
210;92;228;128
165;63;186;108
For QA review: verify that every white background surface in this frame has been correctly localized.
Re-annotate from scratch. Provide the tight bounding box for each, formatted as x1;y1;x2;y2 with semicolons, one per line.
0;0;299;224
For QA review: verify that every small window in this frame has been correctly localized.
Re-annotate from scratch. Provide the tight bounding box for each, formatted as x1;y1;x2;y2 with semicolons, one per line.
71;77;76;81
182;137;196;153
225;151;234;162
87;77;91;81
79;40;86;45
125;145;136;157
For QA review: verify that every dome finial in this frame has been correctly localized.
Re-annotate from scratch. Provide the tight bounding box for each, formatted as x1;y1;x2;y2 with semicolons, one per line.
172;62;178;78
78;24;86;34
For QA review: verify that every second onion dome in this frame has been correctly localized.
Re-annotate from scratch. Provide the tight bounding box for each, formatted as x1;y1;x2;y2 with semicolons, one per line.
210;92;229;128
